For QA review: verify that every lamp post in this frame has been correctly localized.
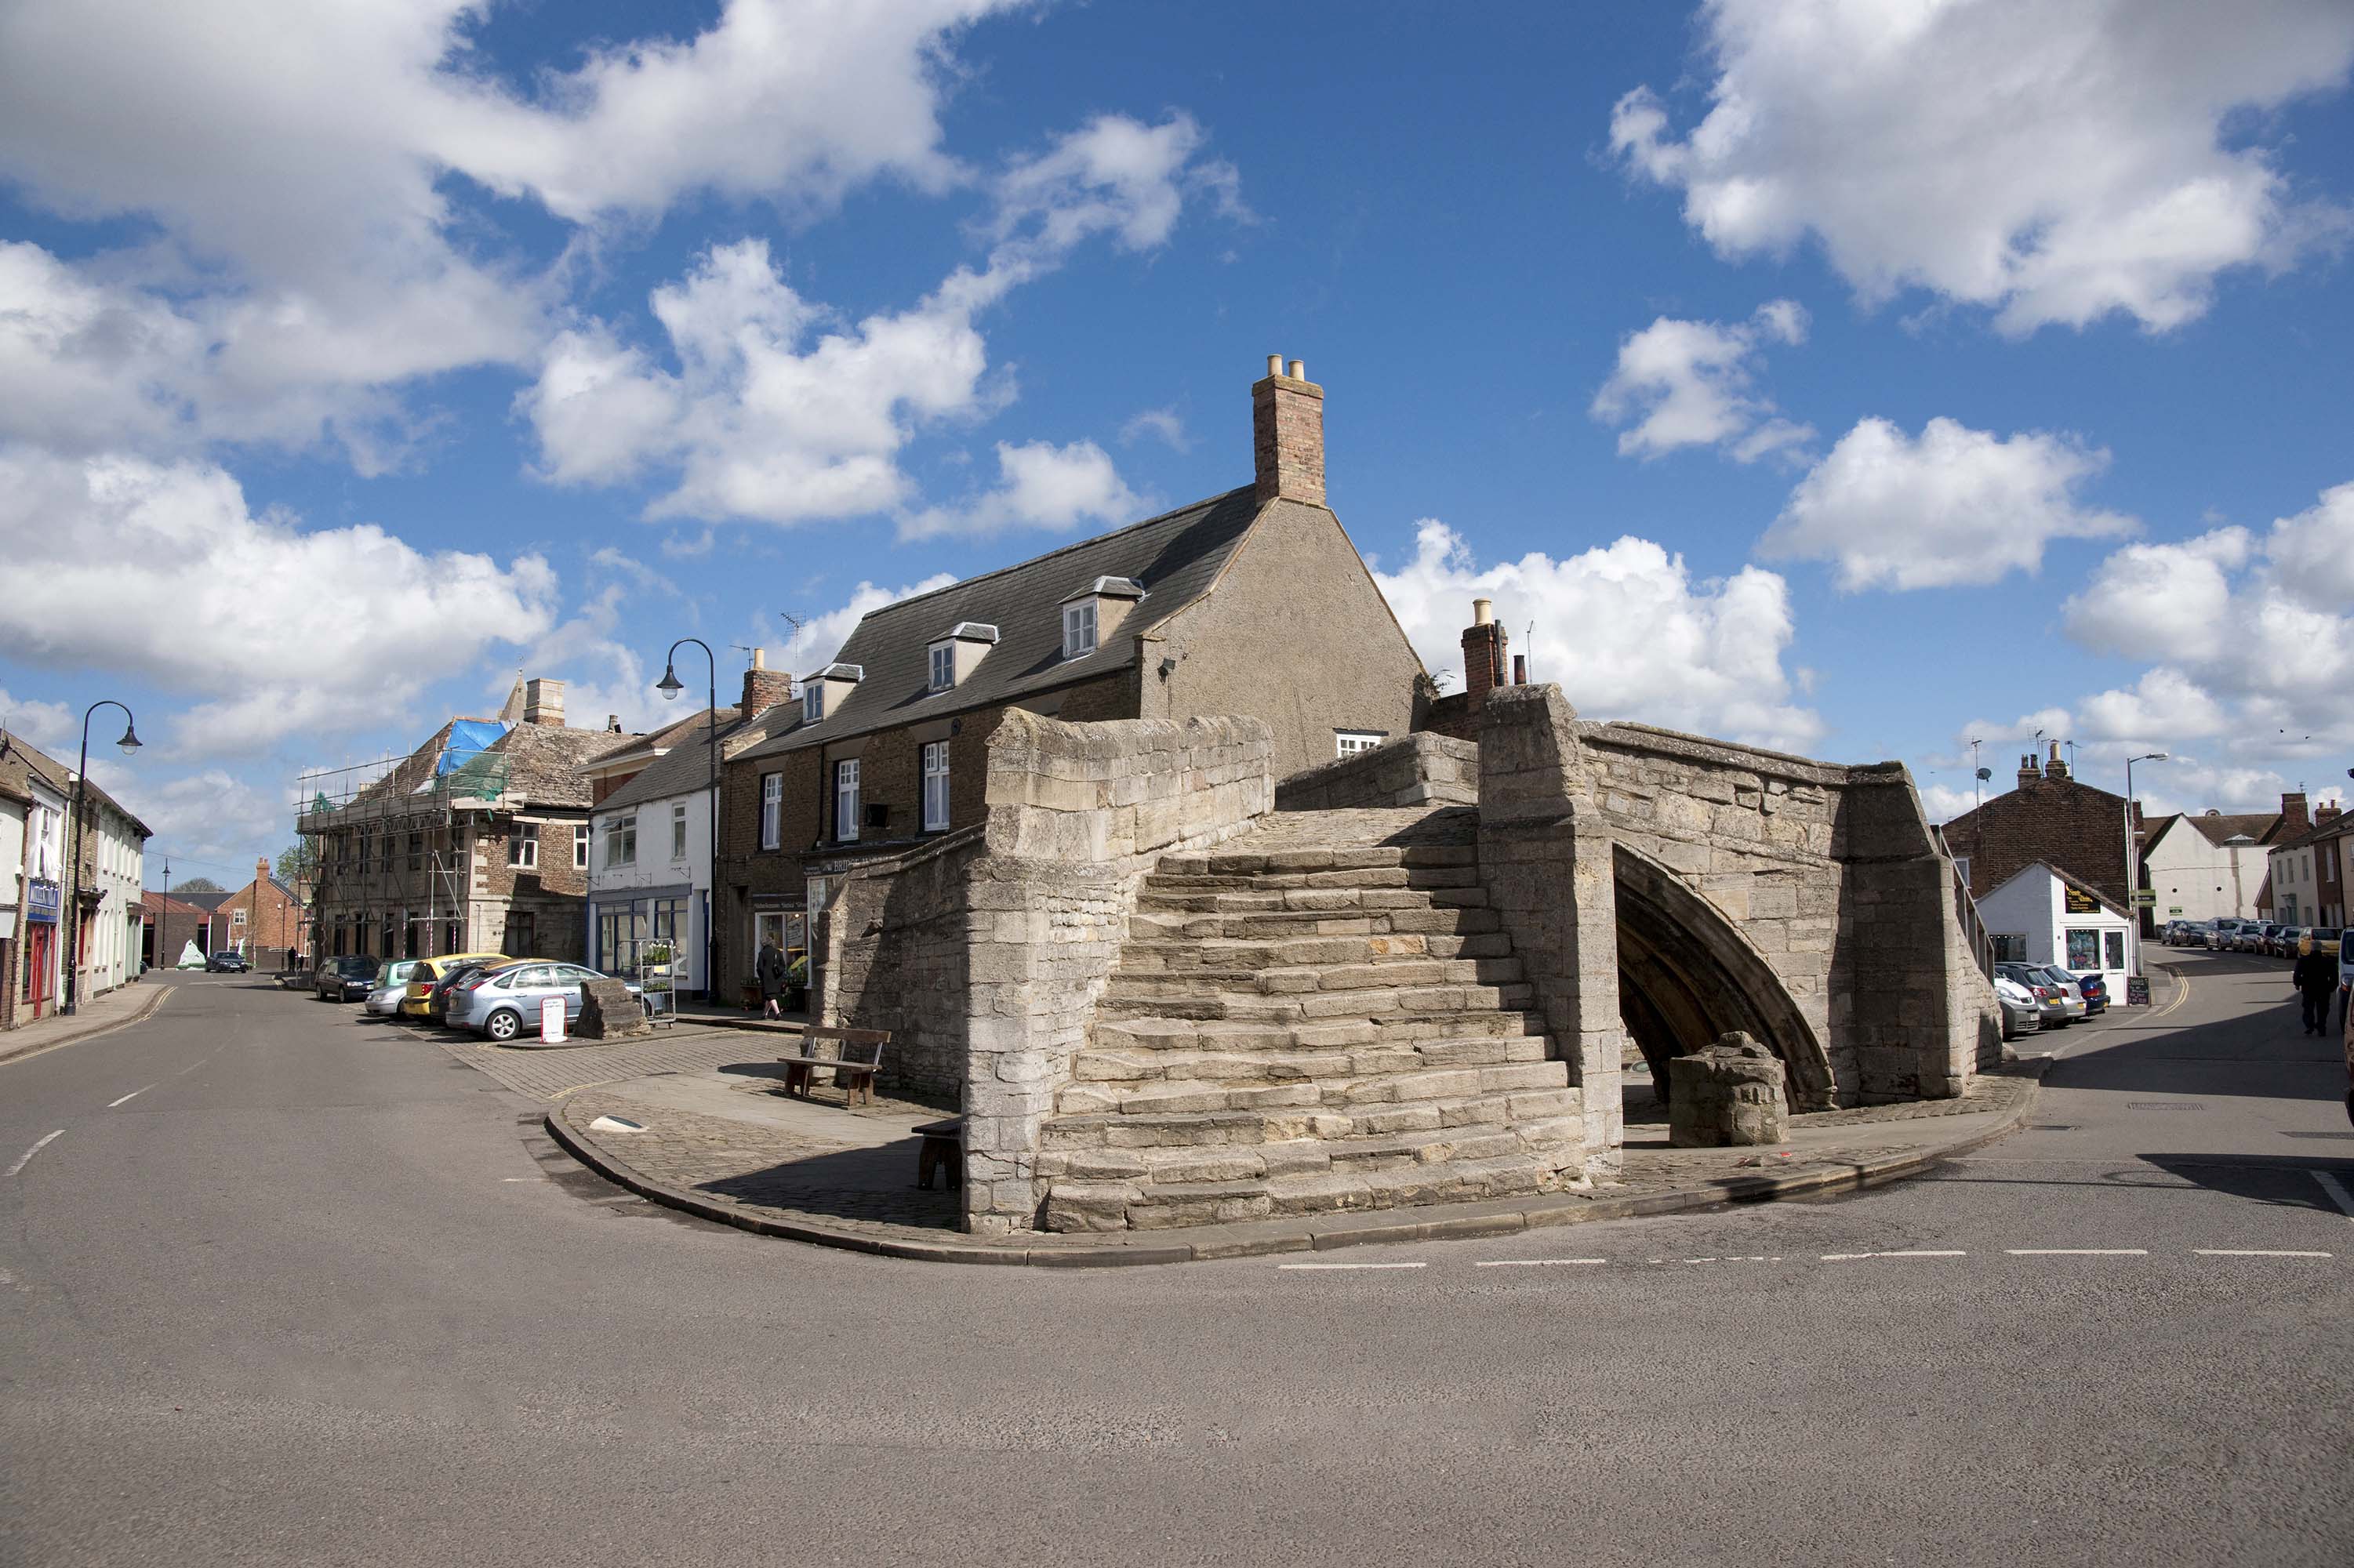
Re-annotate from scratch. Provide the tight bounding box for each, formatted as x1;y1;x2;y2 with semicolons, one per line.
2124;751;2168;961
656;639;718;1005
62;700;140;1015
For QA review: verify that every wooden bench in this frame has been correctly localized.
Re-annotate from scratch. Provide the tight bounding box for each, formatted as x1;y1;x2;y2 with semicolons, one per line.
914;1117;964;1192
778;1025;888;1108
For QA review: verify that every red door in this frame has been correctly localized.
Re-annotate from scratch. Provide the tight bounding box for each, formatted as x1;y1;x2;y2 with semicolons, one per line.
24;925;54;1018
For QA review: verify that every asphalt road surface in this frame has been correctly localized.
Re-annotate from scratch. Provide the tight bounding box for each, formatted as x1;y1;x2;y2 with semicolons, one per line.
5;951;2349;1567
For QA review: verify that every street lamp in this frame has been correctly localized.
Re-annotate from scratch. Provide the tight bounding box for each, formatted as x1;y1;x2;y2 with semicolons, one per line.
2124;751;2169;960
657;639;717;1007
61;701;140;1015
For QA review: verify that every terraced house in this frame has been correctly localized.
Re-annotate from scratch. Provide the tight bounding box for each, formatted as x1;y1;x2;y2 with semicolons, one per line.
714;358;1427;1004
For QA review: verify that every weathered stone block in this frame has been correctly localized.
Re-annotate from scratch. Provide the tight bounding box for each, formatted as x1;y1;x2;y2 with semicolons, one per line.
575;978;650;1040
1667;1032;1789;1147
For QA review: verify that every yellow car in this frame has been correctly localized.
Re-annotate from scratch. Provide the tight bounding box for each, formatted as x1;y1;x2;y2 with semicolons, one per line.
401;952;513;1018
2303;927;2341;959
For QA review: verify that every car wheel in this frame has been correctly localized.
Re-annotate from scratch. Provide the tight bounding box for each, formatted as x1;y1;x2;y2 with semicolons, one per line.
485;1009;521;1043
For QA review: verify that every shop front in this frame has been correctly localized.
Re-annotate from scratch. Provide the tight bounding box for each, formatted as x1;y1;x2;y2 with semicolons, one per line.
22;877;59;1018
590;884;700;1001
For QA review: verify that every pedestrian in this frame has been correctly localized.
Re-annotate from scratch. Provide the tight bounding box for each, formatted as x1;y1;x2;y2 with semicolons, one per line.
2290;938;2337;1036
756;931;790;1021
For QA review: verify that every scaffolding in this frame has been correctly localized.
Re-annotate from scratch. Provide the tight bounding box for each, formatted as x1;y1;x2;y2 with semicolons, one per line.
294;735;516;956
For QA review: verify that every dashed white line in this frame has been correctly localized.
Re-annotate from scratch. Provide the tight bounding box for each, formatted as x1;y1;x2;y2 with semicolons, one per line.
2194;1249;2331;1258
2312;1170;2354;1221
107;1083;156;1109
1277;1261;1426;1272
7;1130;64;1178
2006;1247;2148;1256
1473;1258;1607;1269
1822;1250;1967;1261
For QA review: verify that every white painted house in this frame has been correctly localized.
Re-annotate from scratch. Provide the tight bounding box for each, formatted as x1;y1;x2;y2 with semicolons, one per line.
1978;860;2138;988
2139;804;2290;924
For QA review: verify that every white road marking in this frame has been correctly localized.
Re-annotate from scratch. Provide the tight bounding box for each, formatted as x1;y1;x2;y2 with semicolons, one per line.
7;1130;64;1178
1277;1261;1426;1271
2193;1249;2332;1258
2006;1247;2148;1256
1822;1250;1967;1261
2312;1171;2354;1221
172;1054;213;1077
107;1083;156;1108
1473;1258;1607;1268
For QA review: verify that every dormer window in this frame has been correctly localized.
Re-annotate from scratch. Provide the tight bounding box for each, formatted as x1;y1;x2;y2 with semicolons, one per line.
802;683;823;724
1059;577;1142;661
799;662;863;724
927;622;999;691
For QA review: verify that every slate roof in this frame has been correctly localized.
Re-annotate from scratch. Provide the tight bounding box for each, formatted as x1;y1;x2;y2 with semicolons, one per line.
0;728;152;837
736;485;1261;761
594;706;783;815
490;723;637;810
2165;811;2283;849
2270;810;2350;852
584;707;728;768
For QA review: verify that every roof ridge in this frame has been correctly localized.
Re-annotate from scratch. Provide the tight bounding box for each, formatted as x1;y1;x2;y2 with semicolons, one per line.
824;485;1251;641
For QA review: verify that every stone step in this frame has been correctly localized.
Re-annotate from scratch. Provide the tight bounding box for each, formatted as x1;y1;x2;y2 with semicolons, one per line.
1040;1081;1577;1152
1041;1136;1584;1232
1062;1061;1571;1119
1155;844;1477;876
1096;978;1537;1023
1103;956;1526;1002
1127;904;1503;941
1066;1032;1552;1092
1145;864;1483;895
1113;930;1514;971
1092;1010;1546;1056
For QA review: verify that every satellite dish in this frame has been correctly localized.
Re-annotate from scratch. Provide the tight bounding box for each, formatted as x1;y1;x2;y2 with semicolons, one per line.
1975;768;1992;781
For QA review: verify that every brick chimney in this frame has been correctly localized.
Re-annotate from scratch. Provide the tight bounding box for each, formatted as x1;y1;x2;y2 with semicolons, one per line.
741;647;794;717
521;677;565;727
1460;597;1509;712
256;855;270;887
2017;753;2043;789
2280;791;2309;833
2319;802;2341;826
2044;740;2069;781
1251;354;1325;507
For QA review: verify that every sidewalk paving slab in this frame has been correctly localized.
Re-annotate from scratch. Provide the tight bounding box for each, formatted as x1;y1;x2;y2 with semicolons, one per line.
0;978;173;1066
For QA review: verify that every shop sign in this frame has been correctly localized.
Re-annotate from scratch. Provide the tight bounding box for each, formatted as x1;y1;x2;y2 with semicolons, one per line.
2062;886;2102;915
27;878;60;924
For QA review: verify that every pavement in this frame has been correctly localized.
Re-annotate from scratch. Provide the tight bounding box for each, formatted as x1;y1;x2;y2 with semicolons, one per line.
0;975;172;1066
4;953;2349;1567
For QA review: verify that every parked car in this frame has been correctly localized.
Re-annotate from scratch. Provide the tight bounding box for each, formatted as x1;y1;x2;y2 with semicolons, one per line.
401;952;512;1019
2167;920;2211;947
314;954;380;1001
2270;926;2305;960
1993;975;2043;1042
2207;918;2247;950
445;961;644;1042
423;960;503;1026
205;949;249;973
2070;972;2109;1014
2308;927;2344;959
361;959;424;1017
2030;965;2091;1022
1996;963;2075;1028
2247;922;2282;954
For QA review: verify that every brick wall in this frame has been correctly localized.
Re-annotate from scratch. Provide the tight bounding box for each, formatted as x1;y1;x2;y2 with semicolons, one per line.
1942;762;2134;909
1251;362;1324;506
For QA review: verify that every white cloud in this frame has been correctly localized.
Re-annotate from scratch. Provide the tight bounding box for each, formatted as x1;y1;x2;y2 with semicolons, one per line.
0;688;80;755
763;573;960;677
89;762;288;873
0;445;558;754
1611;0;2354;333
1120;407;1192;452
521;114;1227;528
1763;416;2136;590
499;586;659;738
1372;521;1823;753
899;440;1148;541
0;1;1026;468
1589;299;1813;462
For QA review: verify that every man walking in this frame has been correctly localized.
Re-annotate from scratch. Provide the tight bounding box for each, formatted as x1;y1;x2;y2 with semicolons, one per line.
2291;938;2337;1036
756;931;790;1021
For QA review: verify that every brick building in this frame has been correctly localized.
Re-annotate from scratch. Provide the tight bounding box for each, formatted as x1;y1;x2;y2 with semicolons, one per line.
711;356;1429;1002
221;855;307;969
298;679;634;965
1938;743;2141;914
2265;801;2347;931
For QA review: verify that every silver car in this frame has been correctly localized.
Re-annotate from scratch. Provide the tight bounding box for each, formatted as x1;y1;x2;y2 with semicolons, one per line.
2032;964;2090;1022
361;959;423;1017
1993;975;2043;1042
446;961;643;1042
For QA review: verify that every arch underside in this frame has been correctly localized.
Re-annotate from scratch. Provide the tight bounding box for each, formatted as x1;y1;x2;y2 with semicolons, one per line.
1612;843;1833;1112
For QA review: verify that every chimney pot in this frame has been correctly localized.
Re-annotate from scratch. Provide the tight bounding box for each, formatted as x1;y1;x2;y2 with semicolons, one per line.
1473;597;1494;626
1512;654;1527;684
1266;354;1283;376
1288;358;1305;379
752;648;765;670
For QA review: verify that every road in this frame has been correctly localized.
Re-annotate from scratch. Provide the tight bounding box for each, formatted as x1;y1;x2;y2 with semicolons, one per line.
4;950;2349;1567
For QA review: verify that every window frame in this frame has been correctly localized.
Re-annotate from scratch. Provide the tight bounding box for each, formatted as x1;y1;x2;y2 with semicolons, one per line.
672;802;688;862
760;773;783;851
922;740;950;833
574;823;590;869
802;683;823;724
834;758;861;844
604;814;636;868
1334;729;1387;757
928;642;955;692
508;823;539;869
1063;600;1097;659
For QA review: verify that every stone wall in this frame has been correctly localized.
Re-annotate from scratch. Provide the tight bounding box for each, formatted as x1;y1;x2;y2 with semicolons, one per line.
819;825;987;1098
1274;733;1479;812
962;710;1273;1232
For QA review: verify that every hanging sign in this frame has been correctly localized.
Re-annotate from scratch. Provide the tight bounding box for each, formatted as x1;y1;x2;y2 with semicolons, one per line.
539;996;567;1044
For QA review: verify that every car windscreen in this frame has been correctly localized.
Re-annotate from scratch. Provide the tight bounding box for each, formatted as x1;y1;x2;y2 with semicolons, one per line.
333;957;377;976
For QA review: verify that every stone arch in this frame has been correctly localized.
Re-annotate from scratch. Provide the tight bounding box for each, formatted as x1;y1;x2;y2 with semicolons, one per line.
1612;842;1833;1111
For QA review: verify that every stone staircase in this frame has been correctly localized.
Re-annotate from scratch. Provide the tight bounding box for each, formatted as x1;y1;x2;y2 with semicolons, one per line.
1039;808;1586;1232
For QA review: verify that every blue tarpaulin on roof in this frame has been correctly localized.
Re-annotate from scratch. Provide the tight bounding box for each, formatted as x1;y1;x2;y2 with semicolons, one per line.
437;720;507;775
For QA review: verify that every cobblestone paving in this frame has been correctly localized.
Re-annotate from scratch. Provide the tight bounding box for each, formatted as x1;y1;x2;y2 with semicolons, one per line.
425;1026;955;1109
562;1088;964;1235
1226;806;1477;851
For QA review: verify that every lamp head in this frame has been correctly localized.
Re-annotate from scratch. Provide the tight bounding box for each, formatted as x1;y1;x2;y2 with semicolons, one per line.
116;721;141;756
656;665;683;701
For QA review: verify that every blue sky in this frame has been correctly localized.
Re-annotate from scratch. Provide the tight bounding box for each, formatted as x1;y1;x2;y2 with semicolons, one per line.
2;0;2349;885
